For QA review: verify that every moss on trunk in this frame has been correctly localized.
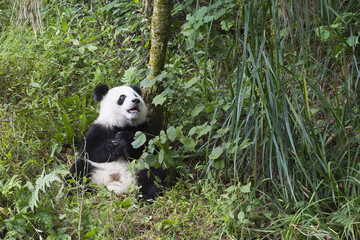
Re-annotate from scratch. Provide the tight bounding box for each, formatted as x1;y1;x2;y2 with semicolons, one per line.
144;0;173;135
148;0;172;79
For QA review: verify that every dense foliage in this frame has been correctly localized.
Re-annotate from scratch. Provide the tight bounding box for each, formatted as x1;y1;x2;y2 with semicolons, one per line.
1;0;359;239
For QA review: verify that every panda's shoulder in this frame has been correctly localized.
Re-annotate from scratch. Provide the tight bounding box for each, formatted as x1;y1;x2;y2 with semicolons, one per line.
132;122;150;133
86;123;114;138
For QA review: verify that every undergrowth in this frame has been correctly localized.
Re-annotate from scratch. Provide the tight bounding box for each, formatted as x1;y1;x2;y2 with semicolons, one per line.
1;0;359;239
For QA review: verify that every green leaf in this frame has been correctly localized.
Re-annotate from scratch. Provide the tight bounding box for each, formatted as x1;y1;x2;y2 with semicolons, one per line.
27;168;66;211
83;229;96;238
145;154;157;166
198;125;211;138
158;149;164;164
239;139;252;150
188;127;197;136
140;78;156;88
159;130;167;144
212;159;225;169
153;71;167;82
62;109;75;141
213;128;229;138
176;125;184;138
214;8;227;20
30;82;40;88
191;104;204;117
237;211;245;222
79;47;85;54
346;35;359;47
88;44;98;52
209;146;223;160
131;132;146;149
152;88;175;106
196;7;208;20
152;94;166;106
136;158;147;170
185;76;200;88
144;40;150;48
225;185;237;193
71;39;80;46
121;200;132;207
240;182;251;193
166;126;177;142
315;26;330;41
180;136;196;152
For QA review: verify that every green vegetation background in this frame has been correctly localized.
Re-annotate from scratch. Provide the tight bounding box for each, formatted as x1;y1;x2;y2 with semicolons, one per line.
0;0;359;239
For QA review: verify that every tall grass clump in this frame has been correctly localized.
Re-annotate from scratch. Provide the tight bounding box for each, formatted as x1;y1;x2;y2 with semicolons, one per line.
189;0;360;237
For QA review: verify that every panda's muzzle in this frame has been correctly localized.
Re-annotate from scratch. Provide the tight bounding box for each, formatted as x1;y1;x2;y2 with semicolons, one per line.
128;106;139;113
132;98;140;104
128;98;140;113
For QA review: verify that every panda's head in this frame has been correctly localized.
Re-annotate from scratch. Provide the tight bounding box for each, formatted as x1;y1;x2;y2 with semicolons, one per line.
93;84;148;128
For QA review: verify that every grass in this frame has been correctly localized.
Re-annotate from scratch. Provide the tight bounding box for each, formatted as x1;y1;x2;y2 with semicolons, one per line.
1;0;360;239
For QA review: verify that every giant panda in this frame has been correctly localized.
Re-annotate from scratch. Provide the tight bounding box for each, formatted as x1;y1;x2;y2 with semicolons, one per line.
66;84;165;201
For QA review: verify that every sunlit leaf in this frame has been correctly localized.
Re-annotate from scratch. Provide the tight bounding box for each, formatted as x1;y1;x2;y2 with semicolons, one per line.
131;131;146;149
209;146;223;160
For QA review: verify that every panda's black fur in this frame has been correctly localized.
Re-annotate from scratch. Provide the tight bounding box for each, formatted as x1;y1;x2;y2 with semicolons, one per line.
66;84;165;200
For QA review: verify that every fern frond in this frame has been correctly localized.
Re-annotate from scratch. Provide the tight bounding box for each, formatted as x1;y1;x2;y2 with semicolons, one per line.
27;168;67;211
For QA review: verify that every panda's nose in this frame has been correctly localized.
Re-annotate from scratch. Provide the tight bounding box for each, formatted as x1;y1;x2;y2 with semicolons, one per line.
132;98;140;104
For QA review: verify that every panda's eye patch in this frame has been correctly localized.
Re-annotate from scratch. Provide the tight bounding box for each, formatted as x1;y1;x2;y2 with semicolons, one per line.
117;95;126;105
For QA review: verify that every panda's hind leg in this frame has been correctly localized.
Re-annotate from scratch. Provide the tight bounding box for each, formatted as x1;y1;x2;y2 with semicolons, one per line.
66;158;91;183
137;167;166;201
64;158;93;196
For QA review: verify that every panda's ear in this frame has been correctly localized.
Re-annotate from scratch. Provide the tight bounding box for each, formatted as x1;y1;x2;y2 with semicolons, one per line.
130;85;142;97
94;84;109;102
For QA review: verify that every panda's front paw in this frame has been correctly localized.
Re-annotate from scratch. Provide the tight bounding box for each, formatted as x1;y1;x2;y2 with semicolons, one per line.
111;138;127;148
114;131;134;142
111;132;132;155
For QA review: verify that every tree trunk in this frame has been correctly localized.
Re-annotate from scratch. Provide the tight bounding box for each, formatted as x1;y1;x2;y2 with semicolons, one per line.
144;0;173;135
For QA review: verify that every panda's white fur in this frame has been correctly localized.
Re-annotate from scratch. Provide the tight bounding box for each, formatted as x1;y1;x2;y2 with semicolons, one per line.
67;84;165;200
90;86;145;193
88;159;137;194
95;86;148;128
